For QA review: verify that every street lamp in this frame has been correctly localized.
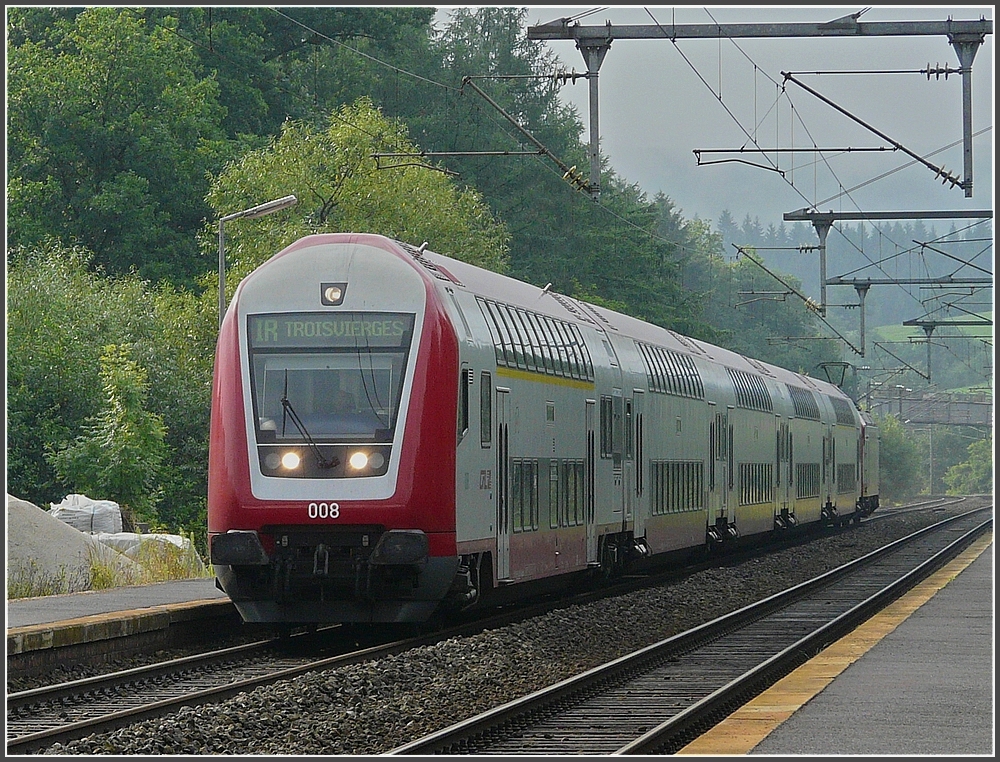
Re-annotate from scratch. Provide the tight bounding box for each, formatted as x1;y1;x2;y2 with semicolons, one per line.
218;195;298;326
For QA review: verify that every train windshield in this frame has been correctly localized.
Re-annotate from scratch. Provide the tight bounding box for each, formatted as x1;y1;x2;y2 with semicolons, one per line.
247;312;415;444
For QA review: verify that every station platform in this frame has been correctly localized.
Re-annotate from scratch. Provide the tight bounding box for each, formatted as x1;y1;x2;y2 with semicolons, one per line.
6;578;237;678
681;532;994;756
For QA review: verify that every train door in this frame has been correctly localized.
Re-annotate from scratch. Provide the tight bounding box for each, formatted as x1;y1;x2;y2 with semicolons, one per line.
612;388;625;520
585;399;598;566
726;406;735;519
775;416;791;524
707;403;718;518
623;395;634;527
823;424;834;506
629;391;645;541
496;387;511;581
708;405;731;523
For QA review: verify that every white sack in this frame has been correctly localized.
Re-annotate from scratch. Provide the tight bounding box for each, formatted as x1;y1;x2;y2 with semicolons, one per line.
48;493;123;534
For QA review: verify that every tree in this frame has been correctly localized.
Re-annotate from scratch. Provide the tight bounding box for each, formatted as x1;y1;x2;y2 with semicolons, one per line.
875;414;924;504
204;97;510;298
7;241;218;541
46;344;168;523
7;7;231;284
942;436;993;495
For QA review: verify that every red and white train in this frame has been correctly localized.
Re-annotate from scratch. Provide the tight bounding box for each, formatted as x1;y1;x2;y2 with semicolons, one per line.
208;233;880;624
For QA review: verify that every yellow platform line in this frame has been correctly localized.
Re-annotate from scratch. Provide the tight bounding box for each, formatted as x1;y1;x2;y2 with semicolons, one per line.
678;531;994;755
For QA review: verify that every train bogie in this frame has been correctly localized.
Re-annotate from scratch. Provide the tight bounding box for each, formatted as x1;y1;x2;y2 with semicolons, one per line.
208;234;879;625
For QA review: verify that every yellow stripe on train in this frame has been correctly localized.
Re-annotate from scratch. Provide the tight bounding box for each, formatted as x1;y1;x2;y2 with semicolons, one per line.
496;366;596;390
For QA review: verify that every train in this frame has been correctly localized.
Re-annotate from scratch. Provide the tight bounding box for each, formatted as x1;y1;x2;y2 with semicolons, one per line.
208;233;880;624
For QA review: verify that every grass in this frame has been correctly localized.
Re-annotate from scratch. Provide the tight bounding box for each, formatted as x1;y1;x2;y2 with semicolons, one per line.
7;534;214;600
6;560;91;599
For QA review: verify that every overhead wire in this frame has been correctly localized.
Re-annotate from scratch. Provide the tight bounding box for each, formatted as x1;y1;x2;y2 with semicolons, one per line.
648;6;993;361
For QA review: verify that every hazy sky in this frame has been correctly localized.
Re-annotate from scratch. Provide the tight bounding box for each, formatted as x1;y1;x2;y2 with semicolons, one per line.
438;6;994;230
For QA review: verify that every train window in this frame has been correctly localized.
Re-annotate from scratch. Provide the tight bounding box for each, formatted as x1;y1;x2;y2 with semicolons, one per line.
546;402;555;423
651;461;704;515
483;301;516;367
837;463;857;494
600;396;613;458
512;461;524;533
515;309;542;372
796;463;821;498
496;305;527;370
480;371;492;447
247;312;414;448
728;368;773;413
739;463;774;505
787;385;821;420
635;341;704;399
475;296;594;383
552;320;574;377
525;312;553;375
512;459;539;532
561;460;584;526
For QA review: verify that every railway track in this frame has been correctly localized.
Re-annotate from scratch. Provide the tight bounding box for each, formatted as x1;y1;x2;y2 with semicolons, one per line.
6;499;981;755
388;506;992;755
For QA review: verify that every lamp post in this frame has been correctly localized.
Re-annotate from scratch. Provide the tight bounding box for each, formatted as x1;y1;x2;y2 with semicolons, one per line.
218;195;298;326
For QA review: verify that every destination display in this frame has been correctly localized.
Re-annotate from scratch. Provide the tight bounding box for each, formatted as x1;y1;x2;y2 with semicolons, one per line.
248;312;415;349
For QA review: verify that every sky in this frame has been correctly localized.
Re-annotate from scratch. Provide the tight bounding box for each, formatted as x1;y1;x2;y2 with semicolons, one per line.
437;6;994;231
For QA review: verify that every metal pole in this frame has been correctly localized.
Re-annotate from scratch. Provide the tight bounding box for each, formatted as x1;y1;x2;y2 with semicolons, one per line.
576;31;611;200
950;33;985;197
218;219;226;327
217;195;298;328
811;217;832;317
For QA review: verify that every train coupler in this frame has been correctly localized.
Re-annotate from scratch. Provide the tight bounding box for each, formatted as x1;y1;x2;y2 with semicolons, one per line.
707;520;739;547
774;510;797;530
630;537;651;560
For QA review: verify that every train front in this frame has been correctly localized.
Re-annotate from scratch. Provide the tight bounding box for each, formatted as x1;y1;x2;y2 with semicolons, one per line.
208;234;460;623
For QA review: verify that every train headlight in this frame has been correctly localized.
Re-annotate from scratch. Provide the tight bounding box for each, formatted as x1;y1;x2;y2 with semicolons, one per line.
321;282;347;306
281;451;302;470
348;451;369;470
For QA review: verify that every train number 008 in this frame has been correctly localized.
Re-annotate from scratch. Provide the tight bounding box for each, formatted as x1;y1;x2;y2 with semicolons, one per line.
307;502;340;520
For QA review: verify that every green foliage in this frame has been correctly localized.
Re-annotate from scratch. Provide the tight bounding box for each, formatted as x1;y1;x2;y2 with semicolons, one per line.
875;414;925;504
7;7;231;284
7;560;90;599
205;98;511;296
7;242;217;543
46;344;168;522
942;436;993;495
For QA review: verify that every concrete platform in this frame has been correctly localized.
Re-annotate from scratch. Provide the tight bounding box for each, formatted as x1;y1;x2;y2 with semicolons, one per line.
7;577;228;630
680;532;994;756
6;578;239;679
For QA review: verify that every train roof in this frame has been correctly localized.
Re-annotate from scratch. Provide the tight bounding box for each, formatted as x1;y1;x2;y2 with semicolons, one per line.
409;240;853;403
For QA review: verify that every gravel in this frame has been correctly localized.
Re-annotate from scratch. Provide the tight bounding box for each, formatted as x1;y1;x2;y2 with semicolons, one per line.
39;500;988;755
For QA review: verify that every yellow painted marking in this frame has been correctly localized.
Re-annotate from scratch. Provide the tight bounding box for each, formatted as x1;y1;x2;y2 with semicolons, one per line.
678;531;993;755
496;365;595;389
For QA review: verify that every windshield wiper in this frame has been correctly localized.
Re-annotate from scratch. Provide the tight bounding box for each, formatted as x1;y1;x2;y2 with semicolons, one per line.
281;371;339;470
